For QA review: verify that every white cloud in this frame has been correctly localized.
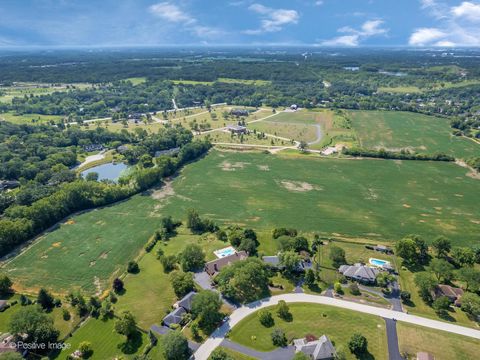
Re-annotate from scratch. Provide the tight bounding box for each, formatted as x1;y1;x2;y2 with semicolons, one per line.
321;19;388;46
409;27;446;45
409;0;480;46
244;3;299;34
314;1;324;6
451;1;480;21
149;2;195;24
148;2;224;39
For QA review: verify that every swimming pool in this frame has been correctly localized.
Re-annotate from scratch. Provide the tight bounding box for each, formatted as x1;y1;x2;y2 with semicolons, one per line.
214;246;237;259
369;258;391;267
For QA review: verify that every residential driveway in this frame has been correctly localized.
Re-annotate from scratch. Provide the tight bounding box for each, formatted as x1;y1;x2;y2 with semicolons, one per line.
384;318;403;360
221;339;295;360
151;325;200;352
358;282;403;313
194;271;213;290
192;293;480;360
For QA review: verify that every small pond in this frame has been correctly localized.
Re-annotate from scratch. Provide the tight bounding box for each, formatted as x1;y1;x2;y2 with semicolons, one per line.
81;162;129;182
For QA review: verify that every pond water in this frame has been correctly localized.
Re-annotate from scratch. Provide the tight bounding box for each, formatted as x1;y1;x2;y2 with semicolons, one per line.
81;162;129;182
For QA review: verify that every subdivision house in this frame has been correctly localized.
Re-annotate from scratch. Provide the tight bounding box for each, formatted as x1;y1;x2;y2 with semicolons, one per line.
163;291;197;327
154;147;180;158
293;335;336;360
230;109;249;117
83;144;104;152
205;251;248;276
226;124;247;135
339;264;379;284
432;284;464;306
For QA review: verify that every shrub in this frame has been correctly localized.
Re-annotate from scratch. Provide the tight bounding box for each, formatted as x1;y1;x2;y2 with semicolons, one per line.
112;278;124;293
400;291;411;303
78;341;92;359
271;328;287;347
62;309;71;321
276;300;291;321
348;333;368;355
258;309;274;327
349;283;361;296
127;261;139;273
334;282;343;294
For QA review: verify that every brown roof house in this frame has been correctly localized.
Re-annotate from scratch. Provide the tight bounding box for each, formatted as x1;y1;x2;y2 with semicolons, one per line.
205;251;248;276
293;335;336;360
433;285;464;306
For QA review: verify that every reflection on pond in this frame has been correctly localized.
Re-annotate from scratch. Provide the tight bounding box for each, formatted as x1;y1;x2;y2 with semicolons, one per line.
81;162;129;182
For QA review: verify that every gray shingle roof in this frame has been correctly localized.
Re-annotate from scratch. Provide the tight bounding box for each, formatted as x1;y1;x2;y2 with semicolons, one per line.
339;264;379;282
163;307;186;326
176;291;196;311
294;335;336;360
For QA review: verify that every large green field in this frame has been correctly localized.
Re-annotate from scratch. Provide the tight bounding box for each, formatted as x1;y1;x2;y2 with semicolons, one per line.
349;111;479;159
3;151;479;294
3;193;161;295
229;303;387;359
160;151;479;244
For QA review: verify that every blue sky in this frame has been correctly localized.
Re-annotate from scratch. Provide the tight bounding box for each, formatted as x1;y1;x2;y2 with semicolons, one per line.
0;0;479;47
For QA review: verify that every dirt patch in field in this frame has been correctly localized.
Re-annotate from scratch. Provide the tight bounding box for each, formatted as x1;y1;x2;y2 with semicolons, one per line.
219;161;250;171
428;198;439;201
89;260;96;267
466;171;480;180
403;204;411;208
278;180;322;192
52;242;61;248
65;219;75;225
93;276;102;296
151;181;175;200
257;165;270;171
95;220;106;226
471;220;480;224
99;251;109;259
454;194;464;197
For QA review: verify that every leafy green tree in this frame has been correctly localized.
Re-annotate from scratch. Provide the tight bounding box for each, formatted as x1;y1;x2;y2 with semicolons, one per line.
461;293;480;318
414;272;438;303
428;258;454;283
179;244;205;272
376;272;395;288
432;296;451;316
85;172;99;181
114;310;137;339
209;348;233;360
432;236;451;258
329;245;346;268
170;271;195;298
127;261;139;273
271;328;287;347
161;255;177;273
191;290;223;331
292;353;310;360
304;269;316;288
279;251;301;275
186;208;203;233
78;341;92;358
458;267;480;292
395;237;417;264
9;307;59;353
348;333;368;355
216;258;270;303
258;309;274;327
451;247;475;267
0;352;23;360
37;288;54;309
163;331;190;360
400;291;411;303
276;300;291;321
0;274;12;294
112;278;124;293
292;237;309;253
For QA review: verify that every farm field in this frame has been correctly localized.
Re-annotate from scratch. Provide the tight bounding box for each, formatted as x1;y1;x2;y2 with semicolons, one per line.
3;193;161;295
160;150;479;244
0;111;63;124
397;322;480;360
349;111;480;159
229;302;387;359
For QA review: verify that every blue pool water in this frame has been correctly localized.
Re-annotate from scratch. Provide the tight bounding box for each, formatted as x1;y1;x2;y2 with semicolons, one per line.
214;246;236;258
369;258;389;267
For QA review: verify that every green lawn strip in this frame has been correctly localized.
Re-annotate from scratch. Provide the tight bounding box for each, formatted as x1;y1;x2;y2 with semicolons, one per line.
397;322;480;360
216;346;257;360
123;77;147;85
349;110;480;159
0;111;63;124
58;317;150;360
228;303;387;359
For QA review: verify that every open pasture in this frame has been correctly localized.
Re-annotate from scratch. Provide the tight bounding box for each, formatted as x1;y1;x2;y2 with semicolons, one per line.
0;111;63;124
160;151;479;244
349;111;479;159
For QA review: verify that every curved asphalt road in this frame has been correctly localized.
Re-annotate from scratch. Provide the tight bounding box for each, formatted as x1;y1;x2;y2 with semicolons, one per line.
192;293;480;360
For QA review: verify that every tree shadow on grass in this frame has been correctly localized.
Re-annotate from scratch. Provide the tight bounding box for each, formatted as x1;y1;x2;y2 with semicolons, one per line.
356;350;375;360
118;330;143;355
306;284;322;293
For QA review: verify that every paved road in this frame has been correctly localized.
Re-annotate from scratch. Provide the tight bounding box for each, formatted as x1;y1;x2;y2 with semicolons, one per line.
221;339;294;360
192;293;480;360
384;318;403;360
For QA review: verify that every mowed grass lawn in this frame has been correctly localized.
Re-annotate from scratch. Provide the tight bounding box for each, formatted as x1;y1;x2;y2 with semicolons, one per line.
160;151;479;244
349;111;480;159
229;303;387;359
3;192;161;295
397;322;480;360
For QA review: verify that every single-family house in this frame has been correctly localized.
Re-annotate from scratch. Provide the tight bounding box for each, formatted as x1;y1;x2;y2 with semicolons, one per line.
230;109;249;117
293;335;336;360
417;352;435;360
162;306;186;327
83;144;104;152
373;245;393;254
432;285;464;306
262;255;282;269
116;145;129;154
154;147;180;158
0;300;7;311
339;264;379;284
205;250;248;276
0;180;20;191
174;291;196;312
290;104;299;111
227;124;247;135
